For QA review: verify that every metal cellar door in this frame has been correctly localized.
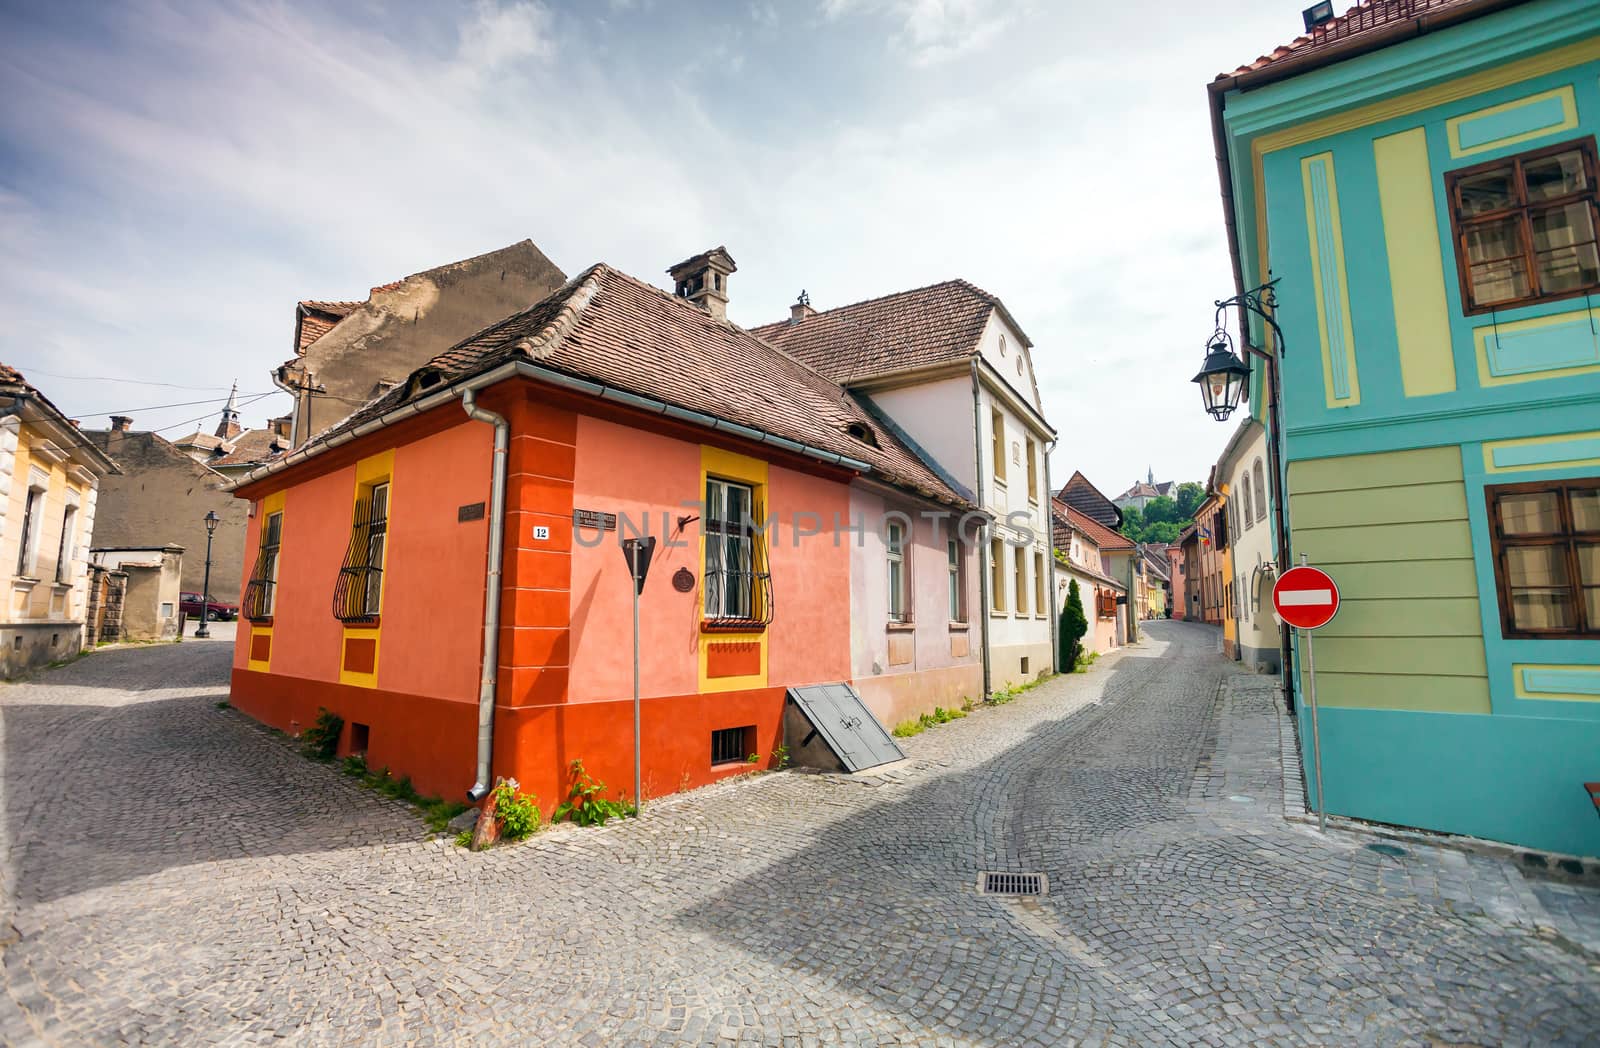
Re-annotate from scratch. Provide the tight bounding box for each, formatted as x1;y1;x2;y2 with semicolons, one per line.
785;683;905;773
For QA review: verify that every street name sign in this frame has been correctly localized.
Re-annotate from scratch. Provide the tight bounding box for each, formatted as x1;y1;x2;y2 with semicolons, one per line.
1273;565;1340;630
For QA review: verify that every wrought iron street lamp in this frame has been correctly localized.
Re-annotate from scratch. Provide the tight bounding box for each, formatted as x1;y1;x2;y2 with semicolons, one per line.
1193;278;1295;706
195;509;220;639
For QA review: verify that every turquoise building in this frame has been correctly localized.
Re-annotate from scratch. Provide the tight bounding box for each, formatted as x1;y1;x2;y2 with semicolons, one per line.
1211;0;1600;857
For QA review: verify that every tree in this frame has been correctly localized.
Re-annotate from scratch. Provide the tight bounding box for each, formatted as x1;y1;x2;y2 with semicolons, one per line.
1142;521;1181;545
1174;482;1205;520
1060;579;1088;672
1118;503;1145;540
1142;495;1180;526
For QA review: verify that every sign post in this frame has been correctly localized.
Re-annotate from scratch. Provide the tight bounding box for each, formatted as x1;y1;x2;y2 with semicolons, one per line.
621;536;656;815
1273;555;1341;833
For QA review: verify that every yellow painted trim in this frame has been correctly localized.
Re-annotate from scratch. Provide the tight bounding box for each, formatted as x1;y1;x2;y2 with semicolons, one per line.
1472;306;1600;387
698;631;769;695
1247;37;1600;315
1512;663;1600;702
247;625;273;672
1301;152;1361;408
350;449;395;617
339;626;382;689
698;444;769;692
1446;85;1578;158
1373;128;1457;397
1483;428;1600;473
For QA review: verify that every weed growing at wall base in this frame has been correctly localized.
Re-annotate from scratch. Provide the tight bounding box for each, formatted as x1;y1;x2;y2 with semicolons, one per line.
553;760;634;826
893;705;968;738
335;752;468;835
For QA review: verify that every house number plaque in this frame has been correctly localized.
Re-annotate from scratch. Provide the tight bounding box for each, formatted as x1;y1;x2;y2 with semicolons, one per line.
672;567;695;592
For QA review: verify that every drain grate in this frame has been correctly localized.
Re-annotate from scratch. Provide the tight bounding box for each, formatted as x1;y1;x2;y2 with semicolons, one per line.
979;871;1047;896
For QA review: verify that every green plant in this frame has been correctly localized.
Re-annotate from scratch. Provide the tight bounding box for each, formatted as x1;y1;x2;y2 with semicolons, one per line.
746;752;760;764
1074;650;1100;674
552;760;634;826
771;743;789;769
492;780;539;840
453;828;474;848
341;754;368;777
1060;579;1088;673
299;707;343;761
892;719;923;738
214;700;230;710
892;705;969;738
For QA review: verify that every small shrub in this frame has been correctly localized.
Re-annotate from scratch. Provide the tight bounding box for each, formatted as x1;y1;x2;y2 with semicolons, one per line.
299;708;343;761
552;760;634;826
492;780;539;840
892;719;924;738
453;828;473;848
1060;579;1088;673
771;744;789;769
746;752;760;764
341;754;368;777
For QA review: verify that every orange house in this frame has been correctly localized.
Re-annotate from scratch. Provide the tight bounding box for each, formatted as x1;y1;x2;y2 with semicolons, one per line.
227;251;973;811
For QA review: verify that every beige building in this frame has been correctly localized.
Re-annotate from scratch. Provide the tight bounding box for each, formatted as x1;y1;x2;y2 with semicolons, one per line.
91;545;184;641
277;239;567;445
0;365;120;676
82;420;249;598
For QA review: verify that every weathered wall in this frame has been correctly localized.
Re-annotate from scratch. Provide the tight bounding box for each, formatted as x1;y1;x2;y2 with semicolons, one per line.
293;240;567;441
83;430;247;598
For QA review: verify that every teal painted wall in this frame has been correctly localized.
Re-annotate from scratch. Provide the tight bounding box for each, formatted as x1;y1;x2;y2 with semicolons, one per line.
1223;0;1600;857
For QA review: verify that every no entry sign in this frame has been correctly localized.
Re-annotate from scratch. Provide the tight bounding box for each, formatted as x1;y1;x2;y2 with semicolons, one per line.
1273;565;1340;630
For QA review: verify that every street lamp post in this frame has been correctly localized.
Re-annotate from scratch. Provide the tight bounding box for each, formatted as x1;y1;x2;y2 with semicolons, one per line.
195;510;220;639
1191;278;1295;707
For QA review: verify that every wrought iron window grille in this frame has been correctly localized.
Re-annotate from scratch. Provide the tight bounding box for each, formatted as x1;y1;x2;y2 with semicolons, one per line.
332;487;389;622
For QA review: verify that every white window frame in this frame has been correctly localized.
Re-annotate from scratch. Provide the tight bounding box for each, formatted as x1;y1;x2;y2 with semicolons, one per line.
887;520;908;623
705;477;755;621
363;482;390;616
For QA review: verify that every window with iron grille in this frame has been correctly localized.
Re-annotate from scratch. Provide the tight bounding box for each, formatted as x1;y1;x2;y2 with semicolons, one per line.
1445;138;1600;314
243;510;283;621
704;478;773;625
1486;478;1600;637
333;482;389;621
711;726;751;765
887;520;909;623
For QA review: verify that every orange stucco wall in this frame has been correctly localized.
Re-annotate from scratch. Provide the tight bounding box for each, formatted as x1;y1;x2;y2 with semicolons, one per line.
230;380;856;811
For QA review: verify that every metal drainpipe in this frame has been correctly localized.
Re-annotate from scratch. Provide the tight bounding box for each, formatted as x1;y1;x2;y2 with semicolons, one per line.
970;359;991;699
1044;437;1059;673
461;387;509;802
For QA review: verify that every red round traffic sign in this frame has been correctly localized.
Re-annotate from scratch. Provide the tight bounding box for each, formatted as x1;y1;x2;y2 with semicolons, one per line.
1273;565;1340;630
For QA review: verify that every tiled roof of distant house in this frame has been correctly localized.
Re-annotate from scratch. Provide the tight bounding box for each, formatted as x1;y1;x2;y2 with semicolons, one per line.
1057;471;1122;529
296;300;361;352
209;428;288;469
751;279;1029;386
1217;0;1486;80
288;264;973;508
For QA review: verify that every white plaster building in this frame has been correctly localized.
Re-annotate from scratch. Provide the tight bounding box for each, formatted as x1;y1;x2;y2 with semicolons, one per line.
755;281;1058;691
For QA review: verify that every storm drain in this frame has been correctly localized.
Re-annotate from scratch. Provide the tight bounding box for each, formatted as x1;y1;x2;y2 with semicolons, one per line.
978;872;1047;896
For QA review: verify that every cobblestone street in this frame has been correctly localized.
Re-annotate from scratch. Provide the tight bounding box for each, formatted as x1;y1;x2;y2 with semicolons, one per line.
3;620;1597;1046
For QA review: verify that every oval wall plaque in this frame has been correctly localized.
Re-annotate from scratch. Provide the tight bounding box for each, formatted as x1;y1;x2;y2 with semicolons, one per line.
671;567;695;593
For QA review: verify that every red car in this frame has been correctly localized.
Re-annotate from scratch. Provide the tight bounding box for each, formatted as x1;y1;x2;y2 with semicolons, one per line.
180;591;238;622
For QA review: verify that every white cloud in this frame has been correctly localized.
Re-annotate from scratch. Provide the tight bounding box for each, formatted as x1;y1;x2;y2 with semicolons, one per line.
0;0;1305;490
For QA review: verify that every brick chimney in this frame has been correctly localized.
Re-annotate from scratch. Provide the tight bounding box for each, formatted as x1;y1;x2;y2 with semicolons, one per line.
789;290;817;325
667;246;736;320
110;415;133;432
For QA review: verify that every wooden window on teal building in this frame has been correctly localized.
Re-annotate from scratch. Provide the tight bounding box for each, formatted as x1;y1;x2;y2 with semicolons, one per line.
1487;478;1600;638
1446;138;1600;314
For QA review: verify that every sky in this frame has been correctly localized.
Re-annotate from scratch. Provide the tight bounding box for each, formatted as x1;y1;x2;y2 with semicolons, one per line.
0;0;1303;495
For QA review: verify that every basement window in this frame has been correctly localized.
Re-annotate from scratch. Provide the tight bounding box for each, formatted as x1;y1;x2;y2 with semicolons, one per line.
711;726;752;766
349;722;370;756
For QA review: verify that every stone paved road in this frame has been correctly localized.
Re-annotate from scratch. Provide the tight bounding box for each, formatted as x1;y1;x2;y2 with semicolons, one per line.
2;621;1596;1046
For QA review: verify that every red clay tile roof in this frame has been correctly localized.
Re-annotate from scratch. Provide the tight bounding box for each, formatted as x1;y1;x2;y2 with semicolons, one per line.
750;279;1012;386
306;265;972;508
209;428;287;469
296;300;361;353
1217;0;1484;80
1061;503;1135;552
